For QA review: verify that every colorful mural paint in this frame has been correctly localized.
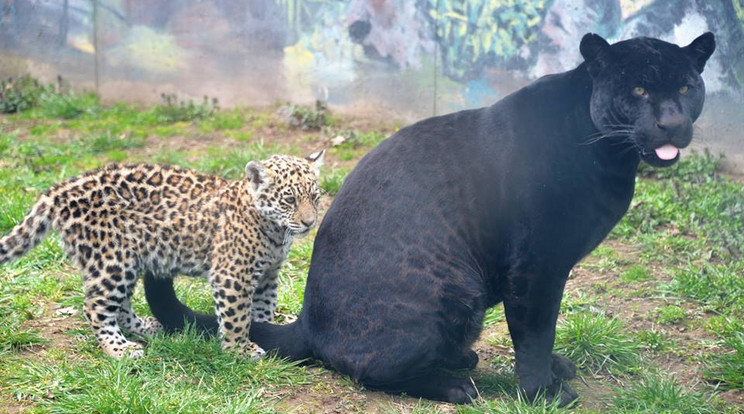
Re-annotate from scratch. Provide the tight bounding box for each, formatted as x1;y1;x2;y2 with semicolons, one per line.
0;0;742;113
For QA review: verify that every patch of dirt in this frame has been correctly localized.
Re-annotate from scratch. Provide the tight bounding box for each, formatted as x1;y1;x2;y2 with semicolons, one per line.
1;298;87;413
0;395;35;414
562;238;728;405
19;309;87;357
718;389;744;408
272;368;457;413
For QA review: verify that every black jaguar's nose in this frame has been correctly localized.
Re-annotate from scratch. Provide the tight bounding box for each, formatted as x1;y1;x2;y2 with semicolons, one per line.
656;116;685;135
655;101;688;138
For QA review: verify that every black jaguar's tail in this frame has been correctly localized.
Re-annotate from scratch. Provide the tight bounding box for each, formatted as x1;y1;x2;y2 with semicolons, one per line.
143;274;219;334
142;273;311;360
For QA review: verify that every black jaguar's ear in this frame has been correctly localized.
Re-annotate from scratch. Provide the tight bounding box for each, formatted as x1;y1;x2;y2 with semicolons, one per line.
683;32;716;74
580;33;612;78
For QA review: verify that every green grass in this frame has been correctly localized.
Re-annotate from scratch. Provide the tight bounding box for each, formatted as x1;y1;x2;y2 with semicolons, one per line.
462;394;570;414
1;99;743;412
194;142;286;179
0;318;47;354
610;373;718;414
279;101;331;130
618;264;652;283
636;329;670;353
655;305;687;325
36;90;101;119
581;245;628;273
3;327;311;413
319;166;351;196
662;262;744;313
152;94;219;123
554;312;641;375
705;317;744;390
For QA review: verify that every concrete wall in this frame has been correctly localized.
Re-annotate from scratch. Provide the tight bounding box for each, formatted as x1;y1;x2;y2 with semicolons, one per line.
1;0;742;168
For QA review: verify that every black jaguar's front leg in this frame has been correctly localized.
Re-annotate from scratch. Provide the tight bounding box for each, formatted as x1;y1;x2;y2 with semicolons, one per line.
502;270;578;407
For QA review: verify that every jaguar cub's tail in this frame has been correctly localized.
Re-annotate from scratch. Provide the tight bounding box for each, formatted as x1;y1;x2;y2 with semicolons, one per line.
143;274;312;360
0;196;54;264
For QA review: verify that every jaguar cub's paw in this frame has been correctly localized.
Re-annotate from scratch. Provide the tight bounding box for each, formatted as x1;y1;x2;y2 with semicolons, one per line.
106;341;145;359
222;341;266;361
249;346;266;361
141;317;162;335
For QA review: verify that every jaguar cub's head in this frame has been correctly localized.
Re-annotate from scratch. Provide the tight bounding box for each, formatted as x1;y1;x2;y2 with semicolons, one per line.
244;151;325;236
581;32;716;167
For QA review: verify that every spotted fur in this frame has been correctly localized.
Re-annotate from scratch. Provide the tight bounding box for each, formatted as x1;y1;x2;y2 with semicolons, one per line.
0;152;324;358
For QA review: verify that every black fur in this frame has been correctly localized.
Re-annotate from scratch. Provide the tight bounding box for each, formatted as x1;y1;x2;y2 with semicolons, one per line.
144;33;715;406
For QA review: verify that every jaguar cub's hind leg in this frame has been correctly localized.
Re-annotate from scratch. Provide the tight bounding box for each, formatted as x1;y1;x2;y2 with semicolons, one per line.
82;261;145;358
117;296;162;336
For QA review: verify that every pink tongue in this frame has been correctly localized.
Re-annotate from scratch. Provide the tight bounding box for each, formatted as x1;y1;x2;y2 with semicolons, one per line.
655;144;679;160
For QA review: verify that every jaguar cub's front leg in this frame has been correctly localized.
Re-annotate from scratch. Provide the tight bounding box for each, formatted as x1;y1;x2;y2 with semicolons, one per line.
210;265;265;360
251;267;280;322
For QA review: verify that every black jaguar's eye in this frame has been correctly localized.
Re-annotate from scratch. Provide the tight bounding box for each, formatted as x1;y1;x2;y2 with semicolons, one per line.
632;87;647;97
679;85;689;95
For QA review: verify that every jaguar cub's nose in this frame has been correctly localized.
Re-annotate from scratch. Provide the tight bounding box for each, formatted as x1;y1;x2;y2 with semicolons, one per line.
301;217;315;228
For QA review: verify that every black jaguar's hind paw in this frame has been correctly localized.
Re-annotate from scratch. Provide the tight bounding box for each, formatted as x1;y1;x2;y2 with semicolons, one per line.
442;349;479;370
440;376;478;404
551;353;576;380
380;374;478;404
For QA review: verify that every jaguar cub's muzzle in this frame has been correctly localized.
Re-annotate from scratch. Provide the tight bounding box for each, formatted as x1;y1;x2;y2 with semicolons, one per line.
291;202;317;236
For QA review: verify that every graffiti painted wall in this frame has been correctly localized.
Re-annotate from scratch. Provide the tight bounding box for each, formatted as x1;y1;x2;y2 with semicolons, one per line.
1;0;743;163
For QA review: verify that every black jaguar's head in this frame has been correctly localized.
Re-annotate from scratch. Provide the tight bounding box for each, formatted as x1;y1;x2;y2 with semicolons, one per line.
580;32;716;167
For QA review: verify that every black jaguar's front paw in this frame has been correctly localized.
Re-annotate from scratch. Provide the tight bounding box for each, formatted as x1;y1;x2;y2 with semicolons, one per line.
524;380;579;408
545;381;579;407
551;353;576;380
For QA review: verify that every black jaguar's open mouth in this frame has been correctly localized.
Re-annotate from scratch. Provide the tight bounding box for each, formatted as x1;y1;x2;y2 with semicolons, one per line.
654;144;679;160
640;143;681;167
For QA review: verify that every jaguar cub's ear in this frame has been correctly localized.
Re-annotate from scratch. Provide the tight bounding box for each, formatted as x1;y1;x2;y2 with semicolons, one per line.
306;149;325;176
683;32;716;74
245;161;272;192
580;33;612;78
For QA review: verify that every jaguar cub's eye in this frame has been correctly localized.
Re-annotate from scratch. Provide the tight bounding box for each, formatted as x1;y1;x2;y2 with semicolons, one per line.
285;195;296;204
632;87;647;97
678;85;689;95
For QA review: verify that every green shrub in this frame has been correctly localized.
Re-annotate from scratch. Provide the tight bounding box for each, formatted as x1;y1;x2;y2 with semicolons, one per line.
153;94;219;123
0;76;51;113
280;100;330;130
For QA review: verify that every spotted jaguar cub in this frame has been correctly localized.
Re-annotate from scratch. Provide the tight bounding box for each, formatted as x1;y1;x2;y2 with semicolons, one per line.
0;151;324;358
